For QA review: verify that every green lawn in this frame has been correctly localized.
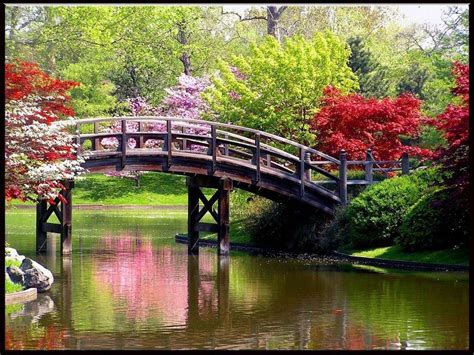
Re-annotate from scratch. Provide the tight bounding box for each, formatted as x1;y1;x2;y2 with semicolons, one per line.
10;172;191;206
339;245;469;266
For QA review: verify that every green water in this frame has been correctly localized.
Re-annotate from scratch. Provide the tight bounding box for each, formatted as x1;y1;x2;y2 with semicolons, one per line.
5;208;469;350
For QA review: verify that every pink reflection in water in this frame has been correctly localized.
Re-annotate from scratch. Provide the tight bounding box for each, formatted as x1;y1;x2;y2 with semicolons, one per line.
93;234;219;326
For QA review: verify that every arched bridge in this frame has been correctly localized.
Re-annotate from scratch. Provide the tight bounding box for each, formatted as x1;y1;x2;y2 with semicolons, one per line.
36;117;410;256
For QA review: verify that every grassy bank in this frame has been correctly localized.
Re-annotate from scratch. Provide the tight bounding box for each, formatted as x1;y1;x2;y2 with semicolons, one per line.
10;172;190;206
338;245;469;266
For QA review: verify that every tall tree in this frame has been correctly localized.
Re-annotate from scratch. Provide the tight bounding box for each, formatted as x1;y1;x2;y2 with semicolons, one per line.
204;32;358;147
347;36;390;98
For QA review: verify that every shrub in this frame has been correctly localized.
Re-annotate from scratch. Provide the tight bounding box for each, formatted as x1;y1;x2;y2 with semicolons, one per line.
346;167;445;248
397;185;470;251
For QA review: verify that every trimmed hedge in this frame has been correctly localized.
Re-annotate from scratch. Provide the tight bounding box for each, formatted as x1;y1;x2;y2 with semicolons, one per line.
397;185;470;251
345;168;445;248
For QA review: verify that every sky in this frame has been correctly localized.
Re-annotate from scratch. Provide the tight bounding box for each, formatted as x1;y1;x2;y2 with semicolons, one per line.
222;4;469;26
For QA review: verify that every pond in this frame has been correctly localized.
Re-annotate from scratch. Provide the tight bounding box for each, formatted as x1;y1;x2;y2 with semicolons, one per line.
5;208;469;350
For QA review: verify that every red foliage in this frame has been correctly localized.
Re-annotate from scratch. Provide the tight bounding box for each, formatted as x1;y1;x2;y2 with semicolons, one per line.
5;60;79;123
432;62;469;150
430;62;469;187
311;86;433;161
5;61;81;201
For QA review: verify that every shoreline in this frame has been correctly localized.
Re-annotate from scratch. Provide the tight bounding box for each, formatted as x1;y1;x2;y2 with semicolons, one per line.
175;234;469;272
8;204;188;210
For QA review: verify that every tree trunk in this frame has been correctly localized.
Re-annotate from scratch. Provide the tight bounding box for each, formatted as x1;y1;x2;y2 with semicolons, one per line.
267;6;287;39
178;24;192;75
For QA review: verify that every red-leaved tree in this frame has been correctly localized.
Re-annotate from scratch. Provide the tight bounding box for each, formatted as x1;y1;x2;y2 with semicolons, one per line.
310;86;433;161
5;61;85;203
430;61;469;186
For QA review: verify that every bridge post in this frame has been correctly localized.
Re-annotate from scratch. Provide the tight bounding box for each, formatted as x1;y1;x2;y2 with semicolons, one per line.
36;200;48;253
217;178;232;256
365;149;373;184
186;176;232;255
35;179;74;256
339;150;347;206
304;152;312;182
401;153;409;175
187;177;200;254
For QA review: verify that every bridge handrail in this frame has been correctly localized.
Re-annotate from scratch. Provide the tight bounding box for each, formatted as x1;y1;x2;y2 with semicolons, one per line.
73;116;341;164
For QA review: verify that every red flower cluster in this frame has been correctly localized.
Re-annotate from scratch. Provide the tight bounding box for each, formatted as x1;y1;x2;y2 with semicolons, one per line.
5;61;79;123
311;86;432;161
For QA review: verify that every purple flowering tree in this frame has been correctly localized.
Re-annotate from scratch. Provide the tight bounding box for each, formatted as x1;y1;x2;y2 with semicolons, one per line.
160;74;212;152
99;74;211;185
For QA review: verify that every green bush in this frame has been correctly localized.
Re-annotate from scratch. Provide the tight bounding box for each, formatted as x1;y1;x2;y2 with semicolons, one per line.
397;185;470;252
346;167;445;248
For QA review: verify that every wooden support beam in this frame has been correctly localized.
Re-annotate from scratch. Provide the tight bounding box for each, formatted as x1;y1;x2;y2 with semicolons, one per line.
187;177;200;254
365;148;373;184
339;150;347;206
35;180;74;256
42;223;62;234
36;200;48;253
187;176;232;255
304;152;312;182
93;121;102;151
196;190;220;223
299;147;305;198
167;120;172;168
217;177;232;256
211;125;217;174
254;133;261;183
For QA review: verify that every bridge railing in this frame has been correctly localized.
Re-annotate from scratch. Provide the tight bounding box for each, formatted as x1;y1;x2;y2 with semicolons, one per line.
72;117;410;205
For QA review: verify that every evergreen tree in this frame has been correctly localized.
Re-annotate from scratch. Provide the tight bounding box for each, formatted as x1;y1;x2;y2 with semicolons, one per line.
348;36;390;98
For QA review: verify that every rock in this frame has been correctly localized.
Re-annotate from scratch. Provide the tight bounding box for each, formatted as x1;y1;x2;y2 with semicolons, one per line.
5;249;26;265
5;247;20;258
6;265;25;285
20;258;54;292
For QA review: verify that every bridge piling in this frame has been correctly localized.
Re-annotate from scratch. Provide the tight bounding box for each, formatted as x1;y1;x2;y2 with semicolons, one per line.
35;179;74;255
186;176;233;255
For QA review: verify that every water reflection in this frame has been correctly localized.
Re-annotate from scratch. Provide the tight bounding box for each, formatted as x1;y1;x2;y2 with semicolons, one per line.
5;210;469;350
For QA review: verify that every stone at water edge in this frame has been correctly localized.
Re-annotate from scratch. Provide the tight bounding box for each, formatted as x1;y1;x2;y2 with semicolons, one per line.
20;258;54;293
6;265;25;285
5;247;20;258
5;247;26;265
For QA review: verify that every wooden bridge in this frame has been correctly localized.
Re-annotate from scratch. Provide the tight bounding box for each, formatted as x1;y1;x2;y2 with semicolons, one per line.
36;117;410;256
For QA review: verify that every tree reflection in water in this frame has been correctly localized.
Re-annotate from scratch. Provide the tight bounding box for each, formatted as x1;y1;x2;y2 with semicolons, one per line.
93;233;224;326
